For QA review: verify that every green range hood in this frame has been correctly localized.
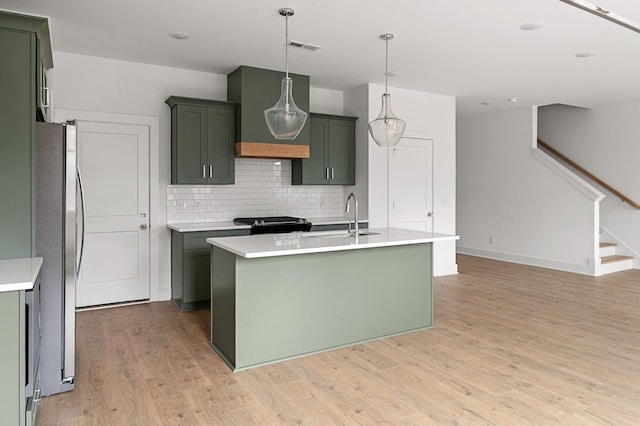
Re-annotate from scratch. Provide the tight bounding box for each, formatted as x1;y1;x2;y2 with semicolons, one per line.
227;65;310;159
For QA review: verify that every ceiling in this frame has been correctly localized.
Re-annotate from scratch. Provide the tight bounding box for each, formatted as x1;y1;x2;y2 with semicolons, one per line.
3;0;640;116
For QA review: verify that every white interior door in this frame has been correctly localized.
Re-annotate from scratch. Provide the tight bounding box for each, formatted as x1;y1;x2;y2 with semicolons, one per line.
76;121;150;307
389;137;434;232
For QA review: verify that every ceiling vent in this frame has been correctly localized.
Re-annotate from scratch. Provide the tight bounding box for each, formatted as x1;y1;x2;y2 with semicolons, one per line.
288;40;321;52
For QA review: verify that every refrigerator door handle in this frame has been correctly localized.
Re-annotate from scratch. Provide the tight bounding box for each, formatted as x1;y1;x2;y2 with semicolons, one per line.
76;165;86;275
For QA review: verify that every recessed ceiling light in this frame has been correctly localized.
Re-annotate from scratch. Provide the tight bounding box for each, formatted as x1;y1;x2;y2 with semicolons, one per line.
169;32;190;40
520;21;544;31
507;97;519;103
576;50;597;57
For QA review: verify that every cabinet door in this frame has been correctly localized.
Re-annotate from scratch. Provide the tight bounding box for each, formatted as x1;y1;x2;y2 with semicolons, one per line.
173;104;207;184
328;118;355;185
183;248;211;303
292;117;330;185
206;106;235;184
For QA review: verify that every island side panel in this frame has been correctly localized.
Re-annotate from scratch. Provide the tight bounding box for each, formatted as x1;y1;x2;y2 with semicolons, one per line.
233;243;432;370
209;246;237;367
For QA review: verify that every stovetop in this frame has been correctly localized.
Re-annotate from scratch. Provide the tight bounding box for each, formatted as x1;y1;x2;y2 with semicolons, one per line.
234;216;312;234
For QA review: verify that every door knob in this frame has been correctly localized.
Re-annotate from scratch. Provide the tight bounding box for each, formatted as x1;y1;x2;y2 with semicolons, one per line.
140;224;148;230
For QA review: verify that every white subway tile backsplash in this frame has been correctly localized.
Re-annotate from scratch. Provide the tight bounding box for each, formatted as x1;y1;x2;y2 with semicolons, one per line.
167;158;346;223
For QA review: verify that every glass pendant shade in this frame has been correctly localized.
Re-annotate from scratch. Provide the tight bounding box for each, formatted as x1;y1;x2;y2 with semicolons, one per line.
368;93;406;146
264;77;308;140
369;33;406;147
264;7;307;140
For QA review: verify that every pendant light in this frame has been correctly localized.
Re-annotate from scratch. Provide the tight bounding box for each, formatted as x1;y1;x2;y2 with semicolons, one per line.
264;7;308;140
368;33;406;147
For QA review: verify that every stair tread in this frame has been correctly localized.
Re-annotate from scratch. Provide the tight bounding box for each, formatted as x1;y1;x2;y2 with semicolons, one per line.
601;255;633;264
600;242;617;248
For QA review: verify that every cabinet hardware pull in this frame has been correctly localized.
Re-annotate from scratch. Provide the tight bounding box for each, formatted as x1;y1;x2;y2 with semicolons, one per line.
326;168;329;179
42;87;50;108
202;165;206;178
331;168;335;179
209;165;213;178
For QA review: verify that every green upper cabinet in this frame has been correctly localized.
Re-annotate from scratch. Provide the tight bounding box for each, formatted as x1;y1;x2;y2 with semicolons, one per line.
292;113;356;185
0;12;52;259
228;65;310;158
166;96;236;185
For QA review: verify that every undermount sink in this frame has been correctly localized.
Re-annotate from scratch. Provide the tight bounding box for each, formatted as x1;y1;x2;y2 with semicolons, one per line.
301;230;379;238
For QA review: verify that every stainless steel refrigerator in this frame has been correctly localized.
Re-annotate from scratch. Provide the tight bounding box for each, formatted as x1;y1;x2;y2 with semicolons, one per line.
35;121;84;395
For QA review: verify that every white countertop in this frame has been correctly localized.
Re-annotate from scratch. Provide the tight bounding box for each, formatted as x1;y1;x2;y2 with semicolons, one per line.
167;217;369;233
207;227;459;259
0;257;43;292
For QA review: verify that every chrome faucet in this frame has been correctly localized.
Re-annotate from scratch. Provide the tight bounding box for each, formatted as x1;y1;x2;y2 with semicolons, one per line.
345;192;359;236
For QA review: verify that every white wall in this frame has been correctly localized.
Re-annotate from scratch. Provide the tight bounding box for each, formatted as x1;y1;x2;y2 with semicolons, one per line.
457;106;600;274
344;84;457;276
50;52;345;301
539;102;640;266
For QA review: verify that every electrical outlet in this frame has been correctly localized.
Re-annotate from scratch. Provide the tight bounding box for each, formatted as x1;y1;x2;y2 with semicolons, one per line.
489;236;495;244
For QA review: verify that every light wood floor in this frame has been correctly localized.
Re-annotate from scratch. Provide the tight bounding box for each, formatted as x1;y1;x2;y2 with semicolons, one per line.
37;255;640;425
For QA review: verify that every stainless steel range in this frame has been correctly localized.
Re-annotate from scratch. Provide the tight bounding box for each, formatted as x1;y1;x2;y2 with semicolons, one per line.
233;216;312;235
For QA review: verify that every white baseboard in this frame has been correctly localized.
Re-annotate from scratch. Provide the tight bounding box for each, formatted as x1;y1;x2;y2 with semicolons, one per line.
457;246;593;275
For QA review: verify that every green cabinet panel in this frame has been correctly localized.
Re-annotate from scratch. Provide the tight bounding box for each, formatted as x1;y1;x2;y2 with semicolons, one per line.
292;113;356;185
227;65;310;146
0;291;24;426
0;277;42;426
210;242;433;371
166;96;236;184
171;229;249;311
0;12;52;259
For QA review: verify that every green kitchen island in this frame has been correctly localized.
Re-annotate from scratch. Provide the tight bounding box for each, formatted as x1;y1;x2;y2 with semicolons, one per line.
207;227;458;371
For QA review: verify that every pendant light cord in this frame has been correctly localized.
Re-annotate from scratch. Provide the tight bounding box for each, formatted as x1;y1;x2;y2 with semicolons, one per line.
285;13;289;78
384;36;389;95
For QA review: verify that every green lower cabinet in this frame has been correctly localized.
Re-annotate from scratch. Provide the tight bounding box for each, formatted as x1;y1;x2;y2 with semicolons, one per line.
292;114;356;185
170;223;365;311
171;229;249;311
0;291;25;426
0;284;41;426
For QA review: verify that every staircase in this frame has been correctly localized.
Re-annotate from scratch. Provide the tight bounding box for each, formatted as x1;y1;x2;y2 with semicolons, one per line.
535;139;637;276
599;242;634;275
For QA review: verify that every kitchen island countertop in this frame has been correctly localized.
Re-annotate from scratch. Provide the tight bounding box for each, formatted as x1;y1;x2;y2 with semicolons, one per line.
207;227;458;259
0;257;43;292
